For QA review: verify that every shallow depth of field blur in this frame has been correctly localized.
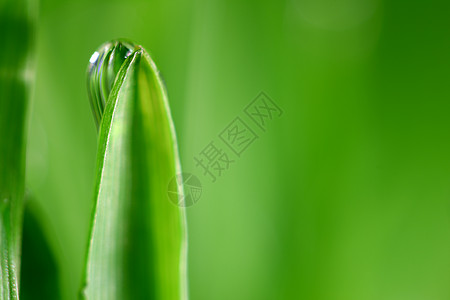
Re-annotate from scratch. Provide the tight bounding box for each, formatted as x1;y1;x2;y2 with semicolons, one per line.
26;0;450;299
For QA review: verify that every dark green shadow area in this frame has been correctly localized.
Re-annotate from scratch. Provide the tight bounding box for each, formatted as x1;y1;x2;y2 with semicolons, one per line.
20;202;61;300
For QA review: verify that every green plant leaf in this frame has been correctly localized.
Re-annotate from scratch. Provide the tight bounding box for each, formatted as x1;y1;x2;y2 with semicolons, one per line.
20;200;62;300
81;41;188;300
0;0;34;299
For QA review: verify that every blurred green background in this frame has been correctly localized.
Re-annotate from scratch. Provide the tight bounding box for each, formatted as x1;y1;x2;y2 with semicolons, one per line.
24;0;450;299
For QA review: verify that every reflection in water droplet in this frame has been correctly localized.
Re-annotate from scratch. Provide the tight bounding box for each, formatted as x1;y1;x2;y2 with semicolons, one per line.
87;40;138;128
89;51;100;64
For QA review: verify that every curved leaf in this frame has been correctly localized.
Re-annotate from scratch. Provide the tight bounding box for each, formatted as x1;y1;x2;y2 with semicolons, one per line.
0;0;34;298
81;42;188;300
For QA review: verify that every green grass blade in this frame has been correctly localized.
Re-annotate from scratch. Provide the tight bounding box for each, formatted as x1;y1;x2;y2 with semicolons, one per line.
20;201;62;300
81;41;187;300
0;0;34;298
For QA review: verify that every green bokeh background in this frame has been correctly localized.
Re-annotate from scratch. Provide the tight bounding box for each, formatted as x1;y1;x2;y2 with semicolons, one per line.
25;0;450;299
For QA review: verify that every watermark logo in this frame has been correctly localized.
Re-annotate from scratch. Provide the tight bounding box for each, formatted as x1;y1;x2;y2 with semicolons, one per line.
168;91;283;207
219;117;258;157
244;91;283;131
194;91;283;182
167;173;202;207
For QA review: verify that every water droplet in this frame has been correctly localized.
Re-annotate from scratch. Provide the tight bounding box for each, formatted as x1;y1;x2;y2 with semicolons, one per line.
87;40;138;128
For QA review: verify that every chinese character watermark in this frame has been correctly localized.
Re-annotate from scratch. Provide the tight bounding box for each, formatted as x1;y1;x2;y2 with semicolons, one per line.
219;117;258;157
245;92;283;131
194;142;235;182
194;91;283;183
167;91;283;207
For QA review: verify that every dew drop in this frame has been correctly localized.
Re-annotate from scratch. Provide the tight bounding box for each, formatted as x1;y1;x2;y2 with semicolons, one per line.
87;40;138;128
